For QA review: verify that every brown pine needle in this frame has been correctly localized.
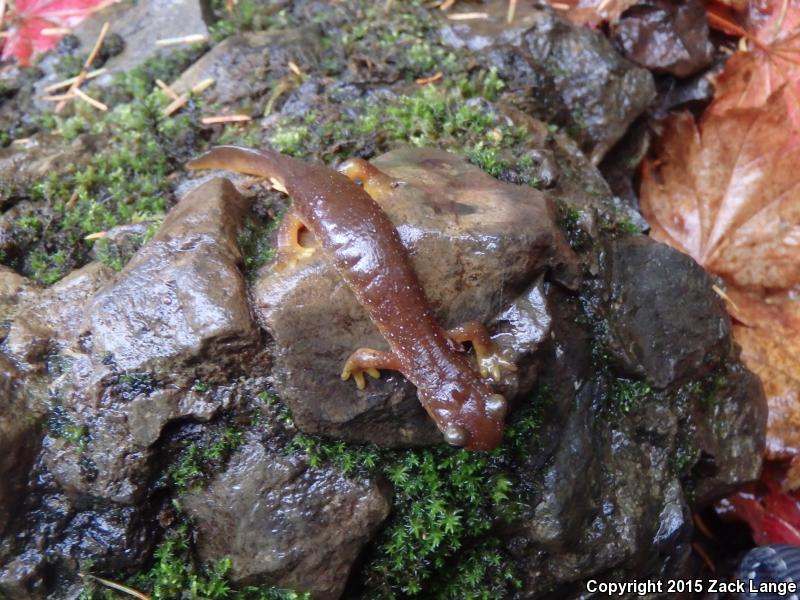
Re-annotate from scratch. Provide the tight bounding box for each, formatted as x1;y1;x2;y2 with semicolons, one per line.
80;573;151;600
201;114;252;124
42;93;75;101
287;60;305;78
447;12;489;20
162;78;215;116
84;231;108;241
155;34;207;46
41;27;72;36
162;94;189;116
439;0;457;9
191;77;215;94
507;0;517;22
44;68;107;93
269;178;288;194
73;87;108;111
56;21;111;113
0;0;6;26
550;2;570;9
597;0;614;12
712;284;740;313
692;542;716;572
155;79;179;100
66;191;79;209
416;72;443;85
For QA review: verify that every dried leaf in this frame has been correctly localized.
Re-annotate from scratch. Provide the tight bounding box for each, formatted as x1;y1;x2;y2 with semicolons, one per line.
709;0;800;124
0;0;116;66
641;95;800;292
546;0;639;27
727;288;800;463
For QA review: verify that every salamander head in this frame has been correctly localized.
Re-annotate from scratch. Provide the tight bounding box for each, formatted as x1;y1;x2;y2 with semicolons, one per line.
423;383;507;451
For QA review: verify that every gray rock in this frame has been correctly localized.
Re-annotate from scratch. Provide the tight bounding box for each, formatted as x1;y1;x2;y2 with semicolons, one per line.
0;266;35;315
440;0;655;163
507;266;765;594
599;237;730;389
171;26;324;107
0;135;98;207
254;147;576;446
0;356;42;538
3;262;113;372
613;0;714;78
184;435;391;600
34;0;209;98
82;177;261;380
42;178;264;503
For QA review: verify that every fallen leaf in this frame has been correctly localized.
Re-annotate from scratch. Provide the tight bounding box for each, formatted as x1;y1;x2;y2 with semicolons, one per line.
546;0;639;27
727;288;800;468
0;0;117;66
717;461;800;544
641;93;800;292
709;0;800;125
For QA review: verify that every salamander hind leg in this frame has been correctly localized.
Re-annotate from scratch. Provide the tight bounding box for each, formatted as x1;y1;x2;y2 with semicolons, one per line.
447;321;516;381
276;210;315;270
341;348;402;390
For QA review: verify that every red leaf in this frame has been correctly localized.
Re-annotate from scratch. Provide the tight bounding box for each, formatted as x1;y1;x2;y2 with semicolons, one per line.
0;0;117;66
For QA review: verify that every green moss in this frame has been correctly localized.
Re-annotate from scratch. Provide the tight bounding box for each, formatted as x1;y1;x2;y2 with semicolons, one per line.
269;125;310;157
80;525;310;600
283;387;547;598
5;89;198;284
237;215;280;279
47;403;90;452
611;379;652;415
192;380;210;393
558;204;592;253
169;425;244;494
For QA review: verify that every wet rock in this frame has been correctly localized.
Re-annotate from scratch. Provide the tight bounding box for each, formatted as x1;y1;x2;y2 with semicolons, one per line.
439;0;655;163
0;266;34;314
3;262;113;371
253;147;576;446
82;177;260;380
505;264;765;594
613;0;714;78
35;0;209;94
0;134;99;208
38;178;262;504
171;26;324;107
183;435;391;600
0;356;42;538
599;237;730;388
0;456;155;598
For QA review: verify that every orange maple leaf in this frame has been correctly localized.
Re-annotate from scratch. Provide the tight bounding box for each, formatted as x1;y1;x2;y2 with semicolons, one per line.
709;0;800;125
641;96;800;291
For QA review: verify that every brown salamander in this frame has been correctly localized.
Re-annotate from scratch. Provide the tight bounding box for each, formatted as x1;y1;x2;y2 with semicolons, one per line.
187;146;508;451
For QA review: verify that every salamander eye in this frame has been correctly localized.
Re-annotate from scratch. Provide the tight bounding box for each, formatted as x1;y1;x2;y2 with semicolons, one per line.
443;424;467;447
485;394;507;420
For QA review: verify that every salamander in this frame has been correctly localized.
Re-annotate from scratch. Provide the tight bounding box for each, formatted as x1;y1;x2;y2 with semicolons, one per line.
187;146;510;451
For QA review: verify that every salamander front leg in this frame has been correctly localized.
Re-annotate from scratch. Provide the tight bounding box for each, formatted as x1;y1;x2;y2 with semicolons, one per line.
447;321;516;380
341;348;402;390
337;158;397;200
276;210;315;270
